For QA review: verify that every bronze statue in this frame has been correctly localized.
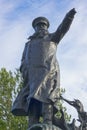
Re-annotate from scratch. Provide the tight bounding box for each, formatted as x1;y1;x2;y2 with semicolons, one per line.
11;8;76;128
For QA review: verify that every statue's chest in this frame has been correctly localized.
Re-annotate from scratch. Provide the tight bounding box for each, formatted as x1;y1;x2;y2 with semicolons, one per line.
29;38;56;53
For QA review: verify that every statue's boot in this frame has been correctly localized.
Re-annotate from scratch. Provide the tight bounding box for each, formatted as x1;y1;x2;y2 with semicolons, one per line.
28;99;41;128
28;113;39;128
42;103;53;125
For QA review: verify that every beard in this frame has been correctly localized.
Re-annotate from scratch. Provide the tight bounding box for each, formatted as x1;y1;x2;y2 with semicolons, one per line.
28;30;49;40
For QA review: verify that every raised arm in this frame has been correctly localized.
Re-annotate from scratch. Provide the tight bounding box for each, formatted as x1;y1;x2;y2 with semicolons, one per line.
51;8;76;43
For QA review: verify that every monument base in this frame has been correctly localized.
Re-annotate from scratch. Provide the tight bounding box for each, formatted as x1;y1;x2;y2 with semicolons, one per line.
27;123;62;130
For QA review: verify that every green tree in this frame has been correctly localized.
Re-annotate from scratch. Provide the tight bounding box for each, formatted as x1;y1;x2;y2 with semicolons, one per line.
55;88;71;122
0;68;27;130
0;68;71;130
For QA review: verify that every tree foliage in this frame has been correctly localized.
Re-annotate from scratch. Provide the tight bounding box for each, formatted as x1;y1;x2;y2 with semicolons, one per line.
55;88;71;122
0;68;71;130
0;68;27;130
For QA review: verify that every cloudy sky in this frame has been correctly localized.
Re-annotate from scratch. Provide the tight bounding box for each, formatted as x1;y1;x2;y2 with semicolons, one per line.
0;0;87;124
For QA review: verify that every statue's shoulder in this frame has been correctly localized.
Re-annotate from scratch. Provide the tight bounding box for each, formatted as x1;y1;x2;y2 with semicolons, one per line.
49;33;58;45
48;33;55;40
49;33;54;37
23;41;30;51
25;41;30;46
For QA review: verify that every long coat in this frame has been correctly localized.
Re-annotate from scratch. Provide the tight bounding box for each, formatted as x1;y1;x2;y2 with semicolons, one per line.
11;11;75;116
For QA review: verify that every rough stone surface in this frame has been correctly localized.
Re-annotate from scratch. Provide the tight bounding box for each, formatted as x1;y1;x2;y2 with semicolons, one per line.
27;124;62;130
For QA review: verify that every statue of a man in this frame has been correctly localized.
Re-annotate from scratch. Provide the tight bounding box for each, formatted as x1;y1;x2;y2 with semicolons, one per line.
12;8;76;127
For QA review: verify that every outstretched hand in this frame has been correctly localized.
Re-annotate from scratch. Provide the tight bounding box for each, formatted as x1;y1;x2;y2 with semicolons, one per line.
67;8;76;17
69;8;76;14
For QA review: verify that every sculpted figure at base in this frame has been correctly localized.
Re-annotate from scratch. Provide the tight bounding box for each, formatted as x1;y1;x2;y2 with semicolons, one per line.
11;8;76;129
61;96;87;130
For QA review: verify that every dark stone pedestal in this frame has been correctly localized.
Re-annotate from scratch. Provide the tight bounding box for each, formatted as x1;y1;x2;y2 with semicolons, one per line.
27;124;62;130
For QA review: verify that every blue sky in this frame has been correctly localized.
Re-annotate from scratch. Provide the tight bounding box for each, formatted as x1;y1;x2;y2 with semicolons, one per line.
0;0;87;124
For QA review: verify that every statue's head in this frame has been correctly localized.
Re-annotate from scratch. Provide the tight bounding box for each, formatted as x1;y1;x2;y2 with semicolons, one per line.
32;17;50;32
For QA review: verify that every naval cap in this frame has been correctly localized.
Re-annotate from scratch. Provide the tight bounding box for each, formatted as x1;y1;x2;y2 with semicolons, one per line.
32;17;50;28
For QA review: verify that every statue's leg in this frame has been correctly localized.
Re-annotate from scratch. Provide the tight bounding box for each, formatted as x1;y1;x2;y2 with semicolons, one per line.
42;103;53;125
28;100;41;127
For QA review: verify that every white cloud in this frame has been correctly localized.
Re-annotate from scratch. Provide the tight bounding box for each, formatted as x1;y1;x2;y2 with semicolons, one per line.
56;0;87;121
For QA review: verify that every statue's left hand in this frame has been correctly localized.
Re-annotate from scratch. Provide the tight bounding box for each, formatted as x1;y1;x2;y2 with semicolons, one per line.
67;8;76;17
69;8;76;15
